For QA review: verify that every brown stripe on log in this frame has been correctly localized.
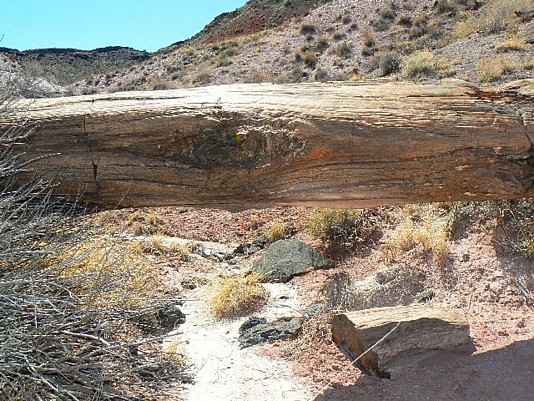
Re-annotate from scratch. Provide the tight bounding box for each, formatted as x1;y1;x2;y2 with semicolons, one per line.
3;79;533;209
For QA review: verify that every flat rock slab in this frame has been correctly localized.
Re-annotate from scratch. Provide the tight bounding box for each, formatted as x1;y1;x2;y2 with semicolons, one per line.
252;239;334;282
332;305;474;378
238;316;304;348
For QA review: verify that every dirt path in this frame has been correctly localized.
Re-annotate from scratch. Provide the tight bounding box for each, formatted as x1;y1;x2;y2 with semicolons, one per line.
177;283;312;401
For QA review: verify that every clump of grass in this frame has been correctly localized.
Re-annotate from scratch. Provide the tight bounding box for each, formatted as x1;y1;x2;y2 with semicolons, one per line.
376;50;402;76
126;210;166;235
383;205;450;267
496;200;534;260
268;222;292;243
335;41;352;58
138;236;196;260
477;55;516;82
301;24;317;35
361;33;378;56
495;34;528;52
210;274;268;319
310;209;373;248
402;50;448;78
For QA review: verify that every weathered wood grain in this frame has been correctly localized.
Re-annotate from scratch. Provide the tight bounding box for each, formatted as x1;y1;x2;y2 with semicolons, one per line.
4;79;533;209
331;305;473;377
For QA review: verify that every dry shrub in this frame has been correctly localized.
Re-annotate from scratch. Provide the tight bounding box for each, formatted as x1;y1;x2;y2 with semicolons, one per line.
495;34;528;52
384;205;450;267
455;0;534;38
376;50;402;76
290;303;332;355
310;208;374;249
138;235;196;259
47;235;161;308
402;50;448;77
268;221;291;243
210;274;268;319
477;55;516;82
126;210;167;235
496;199;534;260
0;74;189;401
335;42;353;58
303;50;318;68
524;59;534;70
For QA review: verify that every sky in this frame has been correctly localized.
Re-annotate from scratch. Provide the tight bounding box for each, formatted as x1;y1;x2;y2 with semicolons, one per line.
0;0;248;52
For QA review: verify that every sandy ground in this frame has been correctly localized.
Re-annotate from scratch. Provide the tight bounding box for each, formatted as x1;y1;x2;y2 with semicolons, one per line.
175;283;311;401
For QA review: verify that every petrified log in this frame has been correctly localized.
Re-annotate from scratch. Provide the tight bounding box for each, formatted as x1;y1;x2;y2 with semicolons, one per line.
4;79;534;209
331;305;473;378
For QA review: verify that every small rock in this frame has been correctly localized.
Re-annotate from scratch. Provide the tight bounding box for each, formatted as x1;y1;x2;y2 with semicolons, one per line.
415;290;435;303
461;252;470;262
157;303;186;330
252;239;334;282
238;316;304;348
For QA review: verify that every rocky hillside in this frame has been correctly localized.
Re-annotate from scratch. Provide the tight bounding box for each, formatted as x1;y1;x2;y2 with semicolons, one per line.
71;0;533;94
0;46;150;96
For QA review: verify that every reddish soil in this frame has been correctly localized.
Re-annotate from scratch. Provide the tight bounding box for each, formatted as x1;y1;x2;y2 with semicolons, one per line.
106;204;533;401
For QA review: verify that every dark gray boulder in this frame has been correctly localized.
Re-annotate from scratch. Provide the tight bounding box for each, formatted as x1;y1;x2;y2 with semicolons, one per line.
238;316;304;348
252;239;334;282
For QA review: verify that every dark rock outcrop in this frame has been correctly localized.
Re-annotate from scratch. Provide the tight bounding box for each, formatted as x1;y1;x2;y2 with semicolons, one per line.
252;239;334;282
238;316;304;348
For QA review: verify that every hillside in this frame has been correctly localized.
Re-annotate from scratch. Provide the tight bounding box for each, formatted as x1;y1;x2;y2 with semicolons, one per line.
69;0;533;94
0;46;150;96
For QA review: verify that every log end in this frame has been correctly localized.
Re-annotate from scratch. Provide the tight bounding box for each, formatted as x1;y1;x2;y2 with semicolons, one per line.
332;305;474;378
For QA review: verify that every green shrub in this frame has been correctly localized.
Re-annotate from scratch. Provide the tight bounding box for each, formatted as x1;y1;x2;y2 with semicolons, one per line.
378;51;402;76
301;24;317;35
310;209;372;247
335;42;353;58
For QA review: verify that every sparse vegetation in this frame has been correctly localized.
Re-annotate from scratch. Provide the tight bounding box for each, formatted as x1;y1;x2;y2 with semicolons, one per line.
383;205;450;267
376;50;402;76
335;42;353;58
0;80;187;400
310;208;373;248
477;55;515;82
402;50;448;78
495;34;528;53
497;200;534;259
210;274;268;319
455;0;534;38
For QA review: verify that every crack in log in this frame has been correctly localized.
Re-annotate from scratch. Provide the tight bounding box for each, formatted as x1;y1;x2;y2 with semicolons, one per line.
83;114;100;196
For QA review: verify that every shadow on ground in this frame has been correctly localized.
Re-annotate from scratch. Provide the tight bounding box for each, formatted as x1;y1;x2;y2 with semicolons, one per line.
314;339;534;401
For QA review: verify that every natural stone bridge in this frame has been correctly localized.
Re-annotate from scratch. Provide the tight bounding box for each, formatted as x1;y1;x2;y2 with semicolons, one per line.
5;79;534;209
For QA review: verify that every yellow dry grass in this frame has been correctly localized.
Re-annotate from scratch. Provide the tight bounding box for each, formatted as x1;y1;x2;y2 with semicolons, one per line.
402;50;449;78
47;236;160;308
268;221;290;243
477;55;516;82
495;34;528;53
209;274;268;319
383;205;450;267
